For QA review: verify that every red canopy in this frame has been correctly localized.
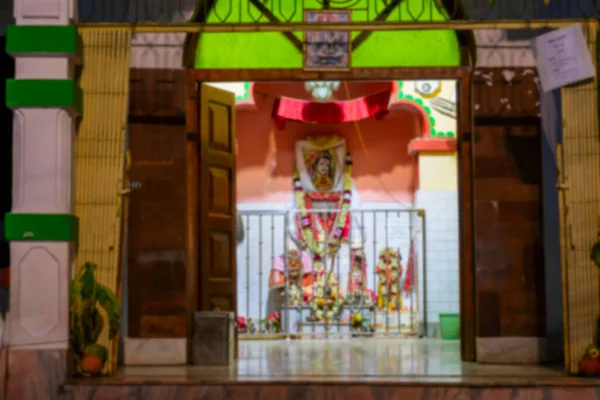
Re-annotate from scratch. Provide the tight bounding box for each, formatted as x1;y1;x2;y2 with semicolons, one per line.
272;88;391;129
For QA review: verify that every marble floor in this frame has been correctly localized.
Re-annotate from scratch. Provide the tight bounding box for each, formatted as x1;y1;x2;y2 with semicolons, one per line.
74;338;590;385
62;339;600;400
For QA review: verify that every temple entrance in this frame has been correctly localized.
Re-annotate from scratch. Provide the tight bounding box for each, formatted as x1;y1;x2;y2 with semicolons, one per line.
185;70;472;377
122;66;567;383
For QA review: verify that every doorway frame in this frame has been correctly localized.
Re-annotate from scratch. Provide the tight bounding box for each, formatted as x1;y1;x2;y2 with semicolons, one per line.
185;66;476;363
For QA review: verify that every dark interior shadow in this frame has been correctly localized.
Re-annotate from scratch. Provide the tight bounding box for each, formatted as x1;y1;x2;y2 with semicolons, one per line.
0;36;13;272
505;126;542;185
0;35;13;318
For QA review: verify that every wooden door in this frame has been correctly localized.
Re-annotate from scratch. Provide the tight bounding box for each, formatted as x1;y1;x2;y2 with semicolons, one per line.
472;68;546;340
127;69;188;338
187;82;237;353
198;84;237;312
457;75;476;362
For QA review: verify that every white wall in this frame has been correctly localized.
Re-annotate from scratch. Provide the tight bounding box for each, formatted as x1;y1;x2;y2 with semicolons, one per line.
415;190;460;335
474;29;535;67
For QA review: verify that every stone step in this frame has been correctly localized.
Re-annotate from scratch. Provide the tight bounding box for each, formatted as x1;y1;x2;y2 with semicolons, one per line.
61;381;600;400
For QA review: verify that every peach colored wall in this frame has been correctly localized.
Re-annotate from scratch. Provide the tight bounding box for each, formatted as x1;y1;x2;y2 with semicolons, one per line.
237;82;422;203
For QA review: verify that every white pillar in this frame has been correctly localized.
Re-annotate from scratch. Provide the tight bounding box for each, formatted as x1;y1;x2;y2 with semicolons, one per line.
4;0;78;395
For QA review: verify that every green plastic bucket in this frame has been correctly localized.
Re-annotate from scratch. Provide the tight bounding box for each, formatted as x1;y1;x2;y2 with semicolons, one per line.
439;313;460;340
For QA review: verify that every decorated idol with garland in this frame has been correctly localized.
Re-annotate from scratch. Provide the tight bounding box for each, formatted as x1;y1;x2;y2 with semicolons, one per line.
376;248;403;312
267;240;315;309
346;243;375;307
287;136;365;321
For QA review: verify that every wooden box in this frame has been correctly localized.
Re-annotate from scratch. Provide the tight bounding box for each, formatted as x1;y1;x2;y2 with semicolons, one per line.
193;311;235;366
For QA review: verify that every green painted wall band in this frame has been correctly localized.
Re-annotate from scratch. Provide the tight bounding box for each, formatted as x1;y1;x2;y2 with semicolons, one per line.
4;213;79;242
194;0;461;69
6;79;82;114
6;25;80;55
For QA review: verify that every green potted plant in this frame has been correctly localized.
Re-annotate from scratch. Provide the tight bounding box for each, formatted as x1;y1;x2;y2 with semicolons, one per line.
69;262;121;376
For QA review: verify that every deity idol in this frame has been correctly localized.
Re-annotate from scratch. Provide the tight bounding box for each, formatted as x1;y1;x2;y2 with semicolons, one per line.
376;248;403;312
346;241;375;306
266;242;316;315
305;13;349;68
288;136;364;263
310;151;335;192
287;136;365;320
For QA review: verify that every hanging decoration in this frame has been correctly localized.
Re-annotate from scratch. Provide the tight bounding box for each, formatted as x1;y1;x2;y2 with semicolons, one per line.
304;81;340;101
272;88;391;128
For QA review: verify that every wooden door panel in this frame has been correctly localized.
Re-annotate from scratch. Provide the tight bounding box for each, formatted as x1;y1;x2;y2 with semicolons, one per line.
129;129;185;160
128;178;186;201
206;100;234;153
208;231;232;278
457;74;476;362
473;71;545;338
472;68;545;340
127;69;187;339
208;167;233;215
198;84;237;315
128;202;186;249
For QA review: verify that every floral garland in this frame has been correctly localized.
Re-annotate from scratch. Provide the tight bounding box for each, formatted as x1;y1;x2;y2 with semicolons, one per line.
376;248;402;311
311;272;344;320
293;152;353;320
293;152;353;271
287;284;303;307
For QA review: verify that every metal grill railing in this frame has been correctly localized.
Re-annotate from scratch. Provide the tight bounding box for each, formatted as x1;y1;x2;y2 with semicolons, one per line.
78;0;600;25
236;208;428;339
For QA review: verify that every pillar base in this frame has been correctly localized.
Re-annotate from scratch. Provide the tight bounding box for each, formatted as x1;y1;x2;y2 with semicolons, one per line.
8;242;72;348
124;338;186;365
476;336;563;364
5;348;67;400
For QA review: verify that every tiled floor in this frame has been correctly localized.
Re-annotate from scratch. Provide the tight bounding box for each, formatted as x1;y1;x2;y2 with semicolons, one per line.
62;339;600;400
82;338;575;384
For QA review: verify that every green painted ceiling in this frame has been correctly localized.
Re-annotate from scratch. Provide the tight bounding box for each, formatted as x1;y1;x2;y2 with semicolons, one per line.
194;0;462;69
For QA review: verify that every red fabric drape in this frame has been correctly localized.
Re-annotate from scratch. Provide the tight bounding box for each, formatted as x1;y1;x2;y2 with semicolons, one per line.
272;89;391;129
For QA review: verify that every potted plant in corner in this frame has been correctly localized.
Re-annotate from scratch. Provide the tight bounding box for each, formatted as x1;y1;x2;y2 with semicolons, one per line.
69;262;121;376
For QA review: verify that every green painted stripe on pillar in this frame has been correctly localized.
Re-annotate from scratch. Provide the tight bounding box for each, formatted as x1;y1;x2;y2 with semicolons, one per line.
5;79;82;114
4;214;78;242
6;25;79;55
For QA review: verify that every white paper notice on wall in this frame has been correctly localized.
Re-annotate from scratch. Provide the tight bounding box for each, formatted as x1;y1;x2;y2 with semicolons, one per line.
534;24;596;93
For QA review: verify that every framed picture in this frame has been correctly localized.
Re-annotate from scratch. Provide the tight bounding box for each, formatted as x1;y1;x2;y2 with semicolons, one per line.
303;10;352;71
